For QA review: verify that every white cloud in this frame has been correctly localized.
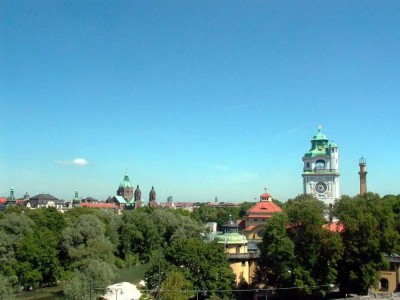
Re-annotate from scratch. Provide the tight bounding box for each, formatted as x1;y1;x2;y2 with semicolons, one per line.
73;158;88;166
56;158;89;166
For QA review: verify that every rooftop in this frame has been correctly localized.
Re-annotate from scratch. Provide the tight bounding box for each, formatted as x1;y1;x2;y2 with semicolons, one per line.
246;201;282;215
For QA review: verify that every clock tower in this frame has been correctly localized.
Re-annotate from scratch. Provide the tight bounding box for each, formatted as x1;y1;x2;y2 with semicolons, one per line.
302;126;340;204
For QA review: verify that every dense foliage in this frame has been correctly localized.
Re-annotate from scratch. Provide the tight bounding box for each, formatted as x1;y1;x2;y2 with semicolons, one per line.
335;193;400;295
144;237;235;300
0;206;205;299
1;192;399;299
255;193;400;298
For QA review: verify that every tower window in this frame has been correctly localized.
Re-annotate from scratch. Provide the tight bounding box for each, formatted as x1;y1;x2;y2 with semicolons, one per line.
306;163;310;168
315;160;325;170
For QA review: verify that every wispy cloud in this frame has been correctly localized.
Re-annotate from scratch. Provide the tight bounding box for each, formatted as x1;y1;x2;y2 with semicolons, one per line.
56;158;89;166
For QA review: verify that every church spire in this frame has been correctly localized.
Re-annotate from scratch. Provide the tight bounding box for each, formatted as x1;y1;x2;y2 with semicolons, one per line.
149;186;156;208
72;190;81;206
6;187;16;206
134;185;142;209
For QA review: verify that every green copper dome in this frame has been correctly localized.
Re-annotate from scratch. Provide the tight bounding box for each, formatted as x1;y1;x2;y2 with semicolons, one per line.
6;187;16;205
72;190;81;204
312;130;328;141
329;141;338;147
119;174;133;189
214;232;248;244
304;126;330;157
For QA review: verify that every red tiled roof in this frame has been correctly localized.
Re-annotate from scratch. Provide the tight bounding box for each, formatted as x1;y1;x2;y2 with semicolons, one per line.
246;201;282;214
0;197;6;204
237;219;245;230
247;215;273;219
80;203;117;209
244;225;256;231
324;221;344;233
260;193;272;198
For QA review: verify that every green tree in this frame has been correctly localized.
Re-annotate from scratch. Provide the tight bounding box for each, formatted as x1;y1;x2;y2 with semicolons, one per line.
285;195;343;297
145;238;235;299
160;270;194;300
151;209;203;243
60;214;114;271
335;193;399;295
119;210;161;262
254;212;295;290
191;205;218;224
239;202;256;217
256;195;343;298
0;212;36;282
15;229;61;288
0;273;15;300
0;230;17;277
27;207;66;239
0;212;34;239
64;259;116;300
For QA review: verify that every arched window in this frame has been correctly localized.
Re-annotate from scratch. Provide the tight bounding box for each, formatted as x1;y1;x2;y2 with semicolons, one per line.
380;278;389;291
315;160;325;170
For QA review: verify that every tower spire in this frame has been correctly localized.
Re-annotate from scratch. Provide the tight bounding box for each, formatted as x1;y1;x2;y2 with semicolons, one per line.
6;187;16;206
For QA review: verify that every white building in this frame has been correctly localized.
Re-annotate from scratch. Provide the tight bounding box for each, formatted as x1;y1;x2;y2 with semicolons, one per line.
302;126;340;205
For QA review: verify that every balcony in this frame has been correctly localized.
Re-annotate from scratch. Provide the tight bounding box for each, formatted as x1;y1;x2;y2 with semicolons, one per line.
303;168;339;174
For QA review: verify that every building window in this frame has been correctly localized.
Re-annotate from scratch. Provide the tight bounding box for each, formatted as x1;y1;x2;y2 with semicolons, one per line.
315;160;325;170
306;163;310;168
254;219;257;221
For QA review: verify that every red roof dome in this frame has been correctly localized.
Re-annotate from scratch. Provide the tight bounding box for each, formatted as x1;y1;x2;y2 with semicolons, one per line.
247;201;282;215
260;193;271;199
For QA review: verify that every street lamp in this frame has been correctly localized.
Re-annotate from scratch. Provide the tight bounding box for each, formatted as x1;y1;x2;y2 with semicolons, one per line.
107;288;123;300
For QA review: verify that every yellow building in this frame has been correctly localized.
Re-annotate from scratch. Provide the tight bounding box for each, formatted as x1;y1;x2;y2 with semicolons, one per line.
214;218;258;286
374;255;400;293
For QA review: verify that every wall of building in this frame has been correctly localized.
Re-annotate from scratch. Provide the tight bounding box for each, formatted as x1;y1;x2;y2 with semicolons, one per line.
375;269;400;293
230;261;250;285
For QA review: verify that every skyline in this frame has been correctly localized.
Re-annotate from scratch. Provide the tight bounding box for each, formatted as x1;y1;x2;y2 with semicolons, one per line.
1;1;400;202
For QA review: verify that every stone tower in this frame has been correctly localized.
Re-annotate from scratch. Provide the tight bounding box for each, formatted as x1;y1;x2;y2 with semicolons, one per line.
302;126;340;204
149;186;156;208
358;156;367;196
134;185;142;209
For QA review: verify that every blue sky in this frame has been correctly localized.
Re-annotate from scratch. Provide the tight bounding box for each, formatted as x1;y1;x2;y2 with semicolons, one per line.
1;1;400;202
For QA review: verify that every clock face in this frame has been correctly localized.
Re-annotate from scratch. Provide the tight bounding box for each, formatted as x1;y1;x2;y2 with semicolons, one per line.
315;182;327;193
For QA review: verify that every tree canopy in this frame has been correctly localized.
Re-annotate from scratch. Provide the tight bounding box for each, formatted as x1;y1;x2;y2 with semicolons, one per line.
334;193;400;295
145;237;235;299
